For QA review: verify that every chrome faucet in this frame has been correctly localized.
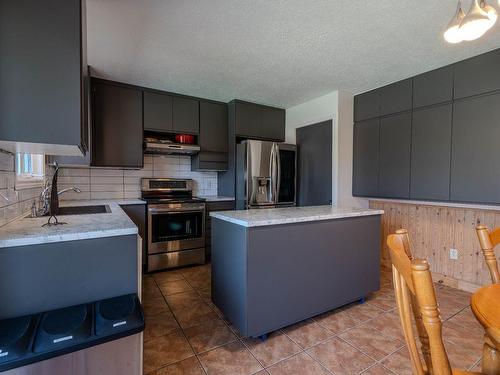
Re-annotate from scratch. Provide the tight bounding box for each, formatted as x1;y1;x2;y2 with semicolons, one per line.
32;183;82;217
58;187;82;196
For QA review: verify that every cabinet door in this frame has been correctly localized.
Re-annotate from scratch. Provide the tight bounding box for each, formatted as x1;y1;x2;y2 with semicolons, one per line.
234;101;261;138
354;90;380;121
92;83;143;168
450;93;500;204
379;112;411;198
261;106;285;141
454;49;500;99
380;79;412;116
413;66;453;108
143;91;173;132
353;119;379;197
172;97;199;134
410;105;452;201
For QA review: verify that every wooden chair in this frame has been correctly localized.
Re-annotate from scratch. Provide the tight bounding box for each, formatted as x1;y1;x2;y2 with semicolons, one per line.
475;225;500;284
387;230;483;375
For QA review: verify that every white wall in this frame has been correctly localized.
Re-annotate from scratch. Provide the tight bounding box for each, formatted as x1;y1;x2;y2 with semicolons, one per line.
285;90;367;208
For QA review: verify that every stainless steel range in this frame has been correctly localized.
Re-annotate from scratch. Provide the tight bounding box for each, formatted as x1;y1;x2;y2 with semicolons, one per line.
142;178;206;272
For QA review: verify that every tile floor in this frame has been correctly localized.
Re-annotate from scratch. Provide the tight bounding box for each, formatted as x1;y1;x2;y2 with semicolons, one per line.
142;264;484;375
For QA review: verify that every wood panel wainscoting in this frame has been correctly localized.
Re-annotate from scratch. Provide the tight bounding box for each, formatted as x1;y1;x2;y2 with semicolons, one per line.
369;200;500;292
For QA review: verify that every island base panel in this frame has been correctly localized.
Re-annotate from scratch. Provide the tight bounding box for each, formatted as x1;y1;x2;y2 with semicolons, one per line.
212;215;381;337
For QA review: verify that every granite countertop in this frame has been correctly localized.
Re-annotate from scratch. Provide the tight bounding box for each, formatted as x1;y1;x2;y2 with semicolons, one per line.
210;205;384;227
0;199;143;248
198;196;235;202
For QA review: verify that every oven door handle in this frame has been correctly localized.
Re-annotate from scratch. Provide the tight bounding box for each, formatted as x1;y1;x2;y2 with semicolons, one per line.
148;208;205;214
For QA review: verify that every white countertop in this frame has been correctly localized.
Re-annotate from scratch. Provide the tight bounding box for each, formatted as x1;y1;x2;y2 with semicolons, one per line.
0;199;143;248
198;196;235;202
209;205;384;227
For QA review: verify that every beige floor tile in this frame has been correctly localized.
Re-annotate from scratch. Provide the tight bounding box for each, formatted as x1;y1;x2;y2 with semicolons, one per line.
153;356;204;375
444;338;482;371
144;331;194;374
143;284;164;299
283;319;334;349
159;280;194;296
366;292;396;311
345;302;385;323
361;364;395;374
143;296;171;317
154;270;185;284
367;311;405;341
446;307;483;331
243;332;302;367
267;352;330;375
339;326;405;361
184;319;237;354
166;291;203;312
442;320;484;352
198;341;263;375
307;337;375;374
144;311;180;341
381;346;418;375
314;308;359;334
173;301;220;329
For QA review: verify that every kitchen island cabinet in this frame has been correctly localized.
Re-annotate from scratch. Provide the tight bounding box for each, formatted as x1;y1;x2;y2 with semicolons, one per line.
210;206;383;337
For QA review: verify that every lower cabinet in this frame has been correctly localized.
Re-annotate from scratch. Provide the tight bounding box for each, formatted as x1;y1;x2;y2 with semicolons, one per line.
352;119;380;197
205;200;235;259
410;104;452;201
378;112;411;199
120;204;147;267
450;93;500;204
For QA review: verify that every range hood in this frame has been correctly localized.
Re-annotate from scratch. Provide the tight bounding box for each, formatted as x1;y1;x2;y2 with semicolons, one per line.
144;140;200;155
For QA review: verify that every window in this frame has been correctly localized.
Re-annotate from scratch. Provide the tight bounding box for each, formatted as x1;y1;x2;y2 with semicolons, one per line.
15;153;45;189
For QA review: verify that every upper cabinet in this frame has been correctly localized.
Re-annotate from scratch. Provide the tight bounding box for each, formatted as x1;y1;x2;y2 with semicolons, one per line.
144;92;173;133
352;119;380;197
413;66;453;108
378;112;412;199
410;104;452;201
354;90;379;121
379;79;412;116
0;0;88;156
192;101;228;171
454;49;500;99
144;92;199;134
450;93;500;204
91;81;143;168
172;97;199;134
232;100;285;142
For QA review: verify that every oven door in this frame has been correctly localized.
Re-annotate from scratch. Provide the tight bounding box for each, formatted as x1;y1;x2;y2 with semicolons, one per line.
148;203;205;254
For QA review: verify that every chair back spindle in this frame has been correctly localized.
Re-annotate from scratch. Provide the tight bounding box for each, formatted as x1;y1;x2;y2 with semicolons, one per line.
476;225;500;284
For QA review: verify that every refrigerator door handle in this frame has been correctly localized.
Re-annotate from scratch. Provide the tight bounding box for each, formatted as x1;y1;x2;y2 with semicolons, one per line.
276;144;281;204
270;143;277;204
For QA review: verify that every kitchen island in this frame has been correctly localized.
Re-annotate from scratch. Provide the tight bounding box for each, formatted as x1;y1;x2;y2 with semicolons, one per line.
210;205;384;337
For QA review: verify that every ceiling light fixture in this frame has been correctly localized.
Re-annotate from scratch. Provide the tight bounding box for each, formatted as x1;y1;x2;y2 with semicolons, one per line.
444;1;466;43
444;0;498;43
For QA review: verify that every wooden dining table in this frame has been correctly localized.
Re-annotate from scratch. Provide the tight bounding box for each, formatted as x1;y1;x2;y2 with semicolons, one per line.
471;283;500;375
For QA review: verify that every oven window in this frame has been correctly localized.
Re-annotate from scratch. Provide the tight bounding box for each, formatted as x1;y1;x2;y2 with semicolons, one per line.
151;211;203;243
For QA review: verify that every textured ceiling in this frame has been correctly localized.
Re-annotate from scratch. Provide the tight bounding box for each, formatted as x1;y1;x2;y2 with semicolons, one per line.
87;0;500;108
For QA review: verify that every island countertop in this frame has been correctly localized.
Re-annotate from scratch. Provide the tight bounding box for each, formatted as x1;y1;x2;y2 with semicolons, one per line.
209;205;384;227
0;199;144;249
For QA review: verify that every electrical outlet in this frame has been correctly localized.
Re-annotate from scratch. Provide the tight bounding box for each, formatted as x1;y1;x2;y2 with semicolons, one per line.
450;248;459;260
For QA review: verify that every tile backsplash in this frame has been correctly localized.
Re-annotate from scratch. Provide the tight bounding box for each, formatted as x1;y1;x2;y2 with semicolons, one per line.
54;155;218;201
0;153;43;227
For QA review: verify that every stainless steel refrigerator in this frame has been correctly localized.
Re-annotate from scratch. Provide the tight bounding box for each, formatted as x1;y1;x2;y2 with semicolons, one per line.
235;140;296;209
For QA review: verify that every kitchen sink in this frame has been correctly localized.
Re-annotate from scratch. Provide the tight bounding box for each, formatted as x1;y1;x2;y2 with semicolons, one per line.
42;205;111;216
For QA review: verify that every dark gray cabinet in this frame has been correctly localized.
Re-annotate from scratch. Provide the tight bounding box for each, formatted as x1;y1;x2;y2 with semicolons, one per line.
144;92;199;134
378;112;411;198
173;97;199;134
410;105;452;201
233;100;285;142
354;90;380;121
205;200;235;259
192;101;228;171
0;0;87;154
450;93;500;204
352;119;379;197
120;204;147;266
91;81;143;168
144;91;173;132
454;49;500;99
413;66;453;108
380;79;412;116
